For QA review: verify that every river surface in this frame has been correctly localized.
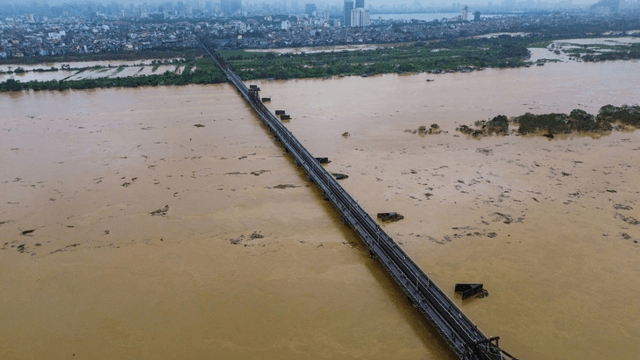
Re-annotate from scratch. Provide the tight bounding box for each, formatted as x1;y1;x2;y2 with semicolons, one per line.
1;59;639;359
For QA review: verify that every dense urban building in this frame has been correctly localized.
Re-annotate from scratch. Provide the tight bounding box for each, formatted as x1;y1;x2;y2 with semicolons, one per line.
1;3;640;59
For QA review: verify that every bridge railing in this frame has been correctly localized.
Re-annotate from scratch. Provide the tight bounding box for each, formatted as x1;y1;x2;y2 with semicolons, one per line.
197;36;517;360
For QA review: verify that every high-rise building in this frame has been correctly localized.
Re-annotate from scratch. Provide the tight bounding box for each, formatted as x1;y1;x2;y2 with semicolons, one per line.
350;0;368;27
350;7;370;27
344;1;354;26
474;11;481;21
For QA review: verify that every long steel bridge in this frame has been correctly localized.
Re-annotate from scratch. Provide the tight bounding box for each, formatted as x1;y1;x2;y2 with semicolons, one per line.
198;37;520;360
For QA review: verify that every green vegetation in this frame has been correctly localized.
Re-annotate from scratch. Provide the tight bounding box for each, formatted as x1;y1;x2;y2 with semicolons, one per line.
456;105;640;138
458;115;509;137
0;35;638;92
217;49;266;60
574;43;640;62
550;39;640;63
0;56;226;92
514;109;614;135
597;104;640;127
528;41;553;49
224;37;531;80
33;67;59;72
0;48;206;66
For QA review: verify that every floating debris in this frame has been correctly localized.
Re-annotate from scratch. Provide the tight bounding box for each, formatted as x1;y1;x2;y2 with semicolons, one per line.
273;184;300;189
613;204;633;210
149;205;169;216
251;170;270;176
418;124;442;135
455;283;488;300
377;212;404;222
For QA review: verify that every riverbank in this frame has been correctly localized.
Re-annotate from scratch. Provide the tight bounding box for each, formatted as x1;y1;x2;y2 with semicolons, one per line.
2;58;639;360
2;34;640;92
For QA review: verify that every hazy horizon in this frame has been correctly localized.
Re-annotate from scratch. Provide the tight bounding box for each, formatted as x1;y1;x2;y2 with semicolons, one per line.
0;0;603;7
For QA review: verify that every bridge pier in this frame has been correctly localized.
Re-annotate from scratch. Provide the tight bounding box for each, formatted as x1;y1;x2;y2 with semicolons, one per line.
197;36;515;360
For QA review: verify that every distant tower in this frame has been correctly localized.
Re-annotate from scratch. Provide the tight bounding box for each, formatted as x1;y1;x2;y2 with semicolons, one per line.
344;0;354;26
461;5;469;21
355;0;365;8
474;11;481;21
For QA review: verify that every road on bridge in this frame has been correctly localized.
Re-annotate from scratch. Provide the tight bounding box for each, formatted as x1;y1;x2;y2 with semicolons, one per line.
197;37;520;360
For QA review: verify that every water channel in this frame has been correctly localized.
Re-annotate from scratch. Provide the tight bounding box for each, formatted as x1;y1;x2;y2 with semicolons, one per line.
1;57;638;360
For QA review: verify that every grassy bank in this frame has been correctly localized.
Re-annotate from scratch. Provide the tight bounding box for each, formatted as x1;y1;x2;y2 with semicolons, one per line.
1;35;638;92
225;37;531;80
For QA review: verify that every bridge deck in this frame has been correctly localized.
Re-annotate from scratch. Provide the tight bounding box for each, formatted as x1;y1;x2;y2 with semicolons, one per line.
198;38;518;360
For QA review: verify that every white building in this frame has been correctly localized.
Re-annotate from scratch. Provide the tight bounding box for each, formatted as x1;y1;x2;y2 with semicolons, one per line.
47;30;66;40
350;8;370;27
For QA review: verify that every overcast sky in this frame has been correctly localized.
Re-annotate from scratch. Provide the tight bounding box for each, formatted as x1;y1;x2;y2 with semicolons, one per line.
0;0;602;7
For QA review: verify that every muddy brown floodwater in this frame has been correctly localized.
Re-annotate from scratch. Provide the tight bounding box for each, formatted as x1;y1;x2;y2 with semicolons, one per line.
1;59;639;360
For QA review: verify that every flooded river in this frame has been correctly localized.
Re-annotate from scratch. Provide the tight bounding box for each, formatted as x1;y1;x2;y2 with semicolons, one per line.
1;58;639;359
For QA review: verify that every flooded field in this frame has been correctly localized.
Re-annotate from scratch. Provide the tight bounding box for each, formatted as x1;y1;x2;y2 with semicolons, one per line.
0;60;181;83
0;59;168;72
1;58;639;360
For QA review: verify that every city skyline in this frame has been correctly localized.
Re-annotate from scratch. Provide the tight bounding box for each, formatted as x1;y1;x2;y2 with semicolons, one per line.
0;0;605;8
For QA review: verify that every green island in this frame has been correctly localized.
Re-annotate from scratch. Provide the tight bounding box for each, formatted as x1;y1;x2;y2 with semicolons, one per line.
0;35;638;92
456;105;640;138
226;36;531;80
559;42;640;62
